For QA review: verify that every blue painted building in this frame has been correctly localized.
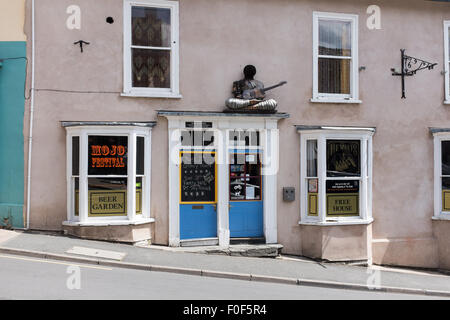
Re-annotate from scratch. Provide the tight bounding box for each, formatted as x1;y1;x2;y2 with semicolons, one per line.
0;2;26;229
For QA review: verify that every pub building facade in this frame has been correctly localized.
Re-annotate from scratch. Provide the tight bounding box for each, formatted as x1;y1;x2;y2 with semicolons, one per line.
20;0;450;270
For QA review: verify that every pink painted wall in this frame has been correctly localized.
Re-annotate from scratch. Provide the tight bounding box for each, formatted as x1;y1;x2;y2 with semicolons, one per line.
23;0;450;267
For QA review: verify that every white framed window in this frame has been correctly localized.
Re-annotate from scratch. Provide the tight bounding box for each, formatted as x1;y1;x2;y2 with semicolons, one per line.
432;129;450;220
298;126;374;225
312;12;360;104
123;0;180;98
63;123;155;226
444;21;450;103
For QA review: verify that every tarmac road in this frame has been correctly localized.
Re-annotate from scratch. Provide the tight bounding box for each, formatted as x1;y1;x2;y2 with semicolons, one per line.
0;254;442;300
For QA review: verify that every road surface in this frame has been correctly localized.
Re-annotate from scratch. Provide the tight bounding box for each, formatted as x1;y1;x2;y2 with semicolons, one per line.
0;254;441;300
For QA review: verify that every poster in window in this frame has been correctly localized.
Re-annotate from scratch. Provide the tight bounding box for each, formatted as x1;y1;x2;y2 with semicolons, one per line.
308;179;318;193
442;177;450;211
326;140;360;177
308;193;318;216
88;136;128;176
326;180;359;216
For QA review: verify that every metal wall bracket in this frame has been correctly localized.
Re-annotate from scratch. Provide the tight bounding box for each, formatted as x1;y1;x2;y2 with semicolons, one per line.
74;40;90;53
391;49;437;99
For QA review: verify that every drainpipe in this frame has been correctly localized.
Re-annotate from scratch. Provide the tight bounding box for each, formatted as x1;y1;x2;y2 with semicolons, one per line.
26;0;35;229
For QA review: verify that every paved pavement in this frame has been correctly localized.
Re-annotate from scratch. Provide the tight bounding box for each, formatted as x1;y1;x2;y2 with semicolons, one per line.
0;253;438;300
1;230;450;297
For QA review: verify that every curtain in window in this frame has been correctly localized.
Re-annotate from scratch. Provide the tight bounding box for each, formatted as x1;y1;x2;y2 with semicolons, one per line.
307;140;318;177
318;20;351;94
132;7;171;88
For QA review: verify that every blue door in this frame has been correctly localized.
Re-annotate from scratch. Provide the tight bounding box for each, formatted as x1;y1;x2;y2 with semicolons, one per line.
180;203;217;240
229;151;263;238
180;151;217;240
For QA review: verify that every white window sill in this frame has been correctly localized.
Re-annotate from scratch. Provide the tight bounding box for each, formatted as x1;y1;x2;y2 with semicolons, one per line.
298;217;373;226
63;218;155;227
310;98;362;104
121;92;183;99
443;100;450;105
432;216;450;221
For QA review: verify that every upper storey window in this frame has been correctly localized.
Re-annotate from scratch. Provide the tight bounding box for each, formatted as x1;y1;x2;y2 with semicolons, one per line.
444;21;450;103
312;12;360;103
123;0;180;98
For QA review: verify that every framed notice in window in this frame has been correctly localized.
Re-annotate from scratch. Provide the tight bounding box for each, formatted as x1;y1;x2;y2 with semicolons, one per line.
326;180;359;216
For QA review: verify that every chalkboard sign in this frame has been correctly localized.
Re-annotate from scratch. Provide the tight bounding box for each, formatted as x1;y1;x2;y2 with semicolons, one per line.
181;152;216;203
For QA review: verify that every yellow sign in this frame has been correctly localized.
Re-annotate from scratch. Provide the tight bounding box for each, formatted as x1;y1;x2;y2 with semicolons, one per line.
74;189;142;217
443;190;450;211
89;190;127;216
136;189;142;215
308;193;318;216
326;193;359;216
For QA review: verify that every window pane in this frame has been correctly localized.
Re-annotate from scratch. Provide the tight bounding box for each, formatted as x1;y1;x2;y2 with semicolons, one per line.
132;49;171;88
88;178;128;216
319;20;351;56
230;177;245;200
448;27;450;57
181;130;215;147
228;130;260;147
327;140;360;177
307;140;317;177
136;177;142;214
74;177;79;216
229;153;261;201
136;136;145;175
72;136;79;176
203;131;215;147
132;7;171;47
443;177;450;211
307;178;318;216
88;136;128;176
246;177;261;200
442;141;450;175
326;180;359;216
318;58;350;94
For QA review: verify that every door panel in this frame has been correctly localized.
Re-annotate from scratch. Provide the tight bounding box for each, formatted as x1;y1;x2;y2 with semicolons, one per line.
180;204;217;239
179;151;217;240
229;201;263;238
229;150;264;238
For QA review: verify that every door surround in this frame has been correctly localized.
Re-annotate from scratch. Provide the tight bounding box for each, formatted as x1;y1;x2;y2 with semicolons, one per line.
157;110;289;247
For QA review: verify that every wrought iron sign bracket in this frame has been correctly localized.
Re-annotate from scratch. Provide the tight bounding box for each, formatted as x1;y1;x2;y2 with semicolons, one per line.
391;49;437;99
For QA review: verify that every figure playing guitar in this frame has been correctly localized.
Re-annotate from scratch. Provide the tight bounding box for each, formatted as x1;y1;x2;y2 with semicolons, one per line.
226;65;287;112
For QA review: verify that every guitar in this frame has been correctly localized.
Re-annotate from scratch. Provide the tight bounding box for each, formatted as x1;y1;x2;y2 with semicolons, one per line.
242;81;287;100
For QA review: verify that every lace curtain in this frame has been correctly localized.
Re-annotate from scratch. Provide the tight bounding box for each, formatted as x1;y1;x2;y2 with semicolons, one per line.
132;7;171;88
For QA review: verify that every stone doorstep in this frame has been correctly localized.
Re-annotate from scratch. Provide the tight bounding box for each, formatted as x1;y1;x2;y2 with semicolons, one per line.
140;243;284;258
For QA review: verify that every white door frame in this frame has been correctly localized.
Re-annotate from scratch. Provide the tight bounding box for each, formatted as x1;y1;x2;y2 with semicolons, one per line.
159;112;287;247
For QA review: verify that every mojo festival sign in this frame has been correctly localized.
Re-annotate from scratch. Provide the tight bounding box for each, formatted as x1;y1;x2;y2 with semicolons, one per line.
88;136;128;175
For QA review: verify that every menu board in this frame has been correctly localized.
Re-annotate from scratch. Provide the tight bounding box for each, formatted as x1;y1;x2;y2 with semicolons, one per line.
326;180;359;216
181;152;216;203
88;136;128;176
